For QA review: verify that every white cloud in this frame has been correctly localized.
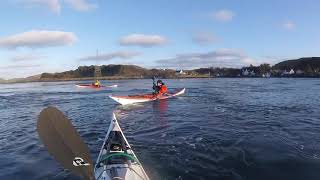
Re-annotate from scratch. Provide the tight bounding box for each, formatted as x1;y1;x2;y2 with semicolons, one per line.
211;9;235;22
119;34;168;47
0;30;77;49
79;51;141;61
21;0;97;13
22;0;61;14
11;54;46;62
156;49;255;69
283;21;296;30
65;0;97;11
192;32;217;45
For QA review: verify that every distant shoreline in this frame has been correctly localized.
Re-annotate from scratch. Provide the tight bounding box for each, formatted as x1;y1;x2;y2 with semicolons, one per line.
0;75;209;84
1;75;320;85
2;57;320;84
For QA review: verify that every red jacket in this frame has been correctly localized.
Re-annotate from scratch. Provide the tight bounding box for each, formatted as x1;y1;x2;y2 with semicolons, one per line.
159;85;168;94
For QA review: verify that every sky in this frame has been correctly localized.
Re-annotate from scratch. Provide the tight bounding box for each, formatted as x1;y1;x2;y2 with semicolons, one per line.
1;0;320;79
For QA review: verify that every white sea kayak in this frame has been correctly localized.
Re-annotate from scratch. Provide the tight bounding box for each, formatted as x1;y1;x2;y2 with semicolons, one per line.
94;114;149;180
109;88;186;105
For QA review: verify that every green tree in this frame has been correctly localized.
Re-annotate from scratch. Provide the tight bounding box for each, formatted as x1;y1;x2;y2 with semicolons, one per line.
259;63;271;74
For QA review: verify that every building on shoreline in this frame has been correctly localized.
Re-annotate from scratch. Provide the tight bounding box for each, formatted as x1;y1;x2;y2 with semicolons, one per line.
176;69;186;75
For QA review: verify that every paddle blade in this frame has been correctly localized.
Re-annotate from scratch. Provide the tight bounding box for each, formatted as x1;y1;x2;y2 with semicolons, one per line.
37;107;95;180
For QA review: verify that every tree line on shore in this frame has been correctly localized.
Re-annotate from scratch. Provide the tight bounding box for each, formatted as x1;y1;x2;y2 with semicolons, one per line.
40;57;320;79
192;57;320;77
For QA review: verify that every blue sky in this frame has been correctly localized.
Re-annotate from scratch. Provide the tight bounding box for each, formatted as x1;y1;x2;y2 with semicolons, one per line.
0;0;320;79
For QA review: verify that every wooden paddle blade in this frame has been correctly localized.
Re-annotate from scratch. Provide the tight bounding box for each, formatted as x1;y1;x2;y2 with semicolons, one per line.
37;106;95;180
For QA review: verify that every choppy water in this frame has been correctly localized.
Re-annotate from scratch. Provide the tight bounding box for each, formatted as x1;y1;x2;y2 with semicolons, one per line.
1;78;320;180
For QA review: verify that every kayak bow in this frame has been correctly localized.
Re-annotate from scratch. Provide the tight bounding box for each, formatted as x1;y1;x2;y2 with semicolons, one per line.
109;88;186;105
94;114;149;180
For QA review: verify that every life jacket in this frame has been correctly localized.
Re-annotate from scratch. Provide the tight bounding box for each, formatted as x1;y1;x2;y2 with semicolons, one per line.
159;85;168;93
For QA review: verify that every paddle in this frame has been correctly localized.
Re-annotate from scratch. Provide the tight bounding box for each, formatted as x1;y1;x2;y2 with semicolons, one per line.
152;76;156;84
152;76;157;92
37;107;95;180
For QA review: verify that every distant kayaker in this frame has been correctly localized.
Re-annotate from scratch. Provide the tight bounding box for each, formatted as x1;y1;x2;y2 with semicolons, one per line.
93;80;101;87
153;79;168;95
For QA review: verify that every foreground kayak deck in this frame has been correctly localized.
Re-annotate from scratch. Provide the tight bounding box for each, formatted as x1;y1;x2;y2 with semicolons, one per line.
109;88;186;105
94;114;149;180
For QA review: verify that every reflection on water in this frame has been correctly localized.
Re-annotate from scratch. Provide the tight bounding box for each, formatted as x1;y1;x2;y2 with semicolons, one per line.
152;99;169;127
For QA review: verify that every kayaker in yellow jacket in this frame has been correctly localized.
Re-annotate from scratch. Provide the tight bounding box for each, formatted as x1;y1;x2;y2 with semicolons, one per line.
93;80;100;87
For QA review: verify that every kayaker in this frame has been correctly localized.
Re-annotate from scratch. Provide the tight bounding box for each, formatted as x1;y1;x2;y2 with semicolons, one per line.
93;80;100;87
153;80;168;95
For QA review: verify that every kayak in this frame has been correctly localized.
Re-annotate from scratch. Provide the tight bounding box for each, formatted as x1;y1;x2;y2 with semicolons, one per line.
94;114;149;180
76;84;118;88
109;88;185;105
76;84;105;88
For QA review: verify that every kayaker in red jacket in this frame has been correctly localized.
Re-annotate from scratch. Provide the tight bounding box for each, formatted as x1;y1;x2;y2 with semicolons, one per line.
153;80;168;95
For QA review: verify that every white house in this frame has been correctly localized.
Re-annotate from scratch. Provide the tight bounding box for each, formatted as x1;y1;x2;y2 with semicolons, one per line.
289;69;295;74
176;69;186;75
282;69;295;75
242;69;249;76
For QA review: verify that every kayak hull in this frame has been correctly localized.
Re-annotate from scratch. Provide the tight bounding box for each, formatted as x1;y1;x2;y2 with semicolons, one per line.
109;88;186;105
94;114;149;180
